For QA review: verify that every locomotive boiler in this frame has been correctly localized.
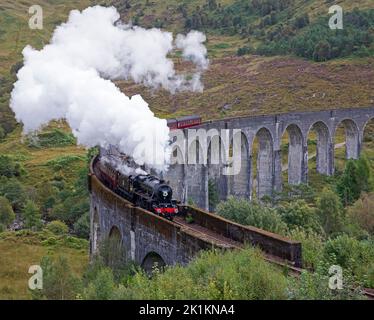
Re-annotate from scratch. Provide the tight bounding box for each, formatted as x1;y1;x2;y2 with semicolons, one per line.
97;159;179;220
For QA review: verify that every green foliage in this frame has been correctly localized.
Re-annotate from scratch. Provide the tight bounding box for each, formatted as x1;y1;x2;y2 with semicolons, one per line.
73;212;90;239
26;129;76;148
337;157;373;206
84;268;116;300
181;1;373;61
0;155;23;178
45;220;68;235
323;235;374;288
356;154;373;193
316;187;344;236
277;200;322;233
46;155;85;171
22;200;42;230
287;227;324;271
208;179;219;211
237;45;253;56
348;192;374;235
288;266;365;300
33;255;81;300
0;177;27;212
111;248;288;300
216;196;287;234
0;196;15;226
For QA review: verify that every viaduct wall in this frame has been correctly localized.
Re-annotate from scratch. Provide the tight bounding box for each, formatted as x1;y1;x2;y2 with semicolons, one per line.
89;158;302;269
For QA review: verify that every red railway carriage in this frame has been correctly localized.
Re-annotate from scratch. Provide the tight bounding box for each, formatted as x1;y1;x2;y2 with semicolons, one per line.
167;115;202;130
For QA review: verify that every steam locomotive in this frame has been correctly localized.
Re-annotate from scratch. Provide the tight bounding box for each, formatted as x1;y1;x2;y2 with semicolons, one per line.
97;160;179;220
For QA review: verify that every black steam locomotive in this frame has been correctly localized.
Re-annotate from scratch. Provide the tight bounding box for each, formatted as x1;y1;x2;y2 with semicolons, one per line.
97;160;179;220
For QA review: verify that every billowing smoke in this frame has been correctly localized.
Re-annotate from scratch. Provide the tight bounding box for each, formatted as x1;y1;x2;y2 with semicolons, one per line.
10;6;208;171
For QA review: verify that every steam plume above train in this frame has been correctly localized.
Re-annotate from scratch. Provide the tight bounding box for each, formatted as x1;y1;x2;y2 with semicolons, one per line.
10;5;209;171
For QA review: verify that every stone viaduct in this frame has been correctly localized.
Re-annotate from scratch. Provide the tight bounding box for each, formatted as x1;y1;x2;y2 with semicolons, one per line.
164;107;374;210
89;157;302;270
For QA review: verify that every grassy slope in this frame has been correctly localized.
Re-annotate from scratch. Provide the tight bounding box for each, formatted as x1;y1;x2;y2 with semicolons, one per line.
0;236;88;300
118;55;374;121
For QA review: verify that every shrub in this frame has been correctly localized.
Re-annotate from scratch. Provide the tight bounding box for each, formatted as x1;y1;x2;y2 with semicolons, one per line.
316;187;344;236
0;177;27;211
288;267;365;300
348;192;374;235
277;200;322;233
337;160;362;206
216;196;287;234
26;129;76;148
113;248;288;300
208;179;219;211
323;235;374;287
33;255;81;300
0;196;15;226
84;268;116;300
46;220;69;235
73;213;90;239
0;155;23;178
287;227;324;270
22;200;42;230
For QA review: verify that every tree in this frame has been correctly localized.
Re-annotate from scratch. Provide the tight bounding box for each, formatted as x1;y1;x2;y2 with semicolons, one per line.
22;200;42;230
316;187;344;236
0;177;27;211
277;200;321;233
348;192;374;235
337;160;361;206
356;154;373;193
0;196;15;226
46;220;68;235
216;196;287;234
313;40;331;61
208;179;219;212
34;256;81;300
0;155;22;178
73;212;90;239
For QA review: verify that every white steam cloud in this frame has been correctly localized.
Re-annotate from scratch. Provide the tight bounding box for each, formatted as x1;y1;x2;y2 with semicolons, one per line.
10;6;209;171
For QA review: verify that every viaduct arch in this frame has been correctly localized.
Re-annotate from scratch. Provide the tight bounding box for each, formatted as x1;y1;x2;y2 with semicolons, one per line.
164;107;374;209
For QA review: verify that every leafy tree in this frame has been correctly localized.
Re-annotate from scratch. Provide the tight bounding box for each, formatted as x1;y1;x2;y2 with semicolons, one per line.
316;187;344;236
0;196;15;226
277;200;322;233
0;177;27;211
73;212;90;239
337;160;361;206
34;256;81;300
46;220;69;235
356;154;373;193
0;155;23;178
216;196;287;234
84;268;115;300
208;179;219;212
22;200;42;230
287;227;324;270
348;192;374;235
